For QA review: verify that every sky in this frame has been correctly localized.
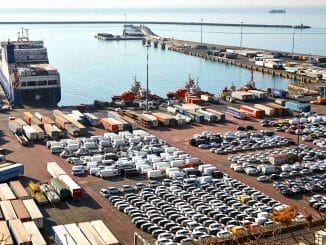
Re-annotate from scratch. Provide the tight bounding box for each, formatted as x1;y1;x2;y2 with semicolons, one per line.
2;0;326;8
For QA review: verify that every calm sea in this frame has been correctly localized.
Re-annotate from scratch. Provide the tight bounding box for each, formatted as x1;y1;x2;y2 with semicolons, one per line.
0;8;325;105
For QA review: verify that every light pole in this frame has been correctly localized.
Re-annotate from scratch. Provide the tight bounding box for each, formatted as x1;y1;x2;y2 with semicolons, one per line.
144;44;150;113
124;13;127;36
291;27;295;59
240;21;244;49
200;18;203;45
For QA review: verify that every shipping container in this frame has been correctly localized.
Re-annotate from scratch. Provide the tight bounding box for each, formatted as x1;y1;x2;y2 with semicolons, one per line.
78;222;105;245
33;112;43;121
0;201;17;221
52;225;76;245
240;105;265;119
64;223;91;245
8;219;32;245
91;220;119;245
84;113;100;127
248;90;269;100
22;111;34;125
58;175;82;200
63;115;87;136
274;98;286;106
8;120;24;134
196;109;217;122
71;110;85;121
30;117;42;127
22;199;43;229
284;101;311;112
54;115;70;129
50;178;71;200
22;221;46;245
9;181;29;200
65;124;80;136
53;110;66;118
47;162;66;178
264;103;289;116
226;107;247;119
137;113;159;128
152;112;176;126
181;103;202;113
253;104;275;116
10;200;30;222
0;163;24;182
0;220;13;245
269;154;289;165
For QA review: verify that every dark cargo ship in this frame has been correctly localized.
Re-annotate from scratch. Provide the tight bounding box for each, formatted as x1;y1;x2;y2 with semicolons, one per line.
0;29;61;107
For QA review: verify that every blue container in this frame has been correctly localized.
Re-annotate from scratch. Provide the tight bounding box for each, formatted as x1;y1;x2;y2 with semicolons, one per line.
271;88;286;98
0;163;24;182
284;101;311;112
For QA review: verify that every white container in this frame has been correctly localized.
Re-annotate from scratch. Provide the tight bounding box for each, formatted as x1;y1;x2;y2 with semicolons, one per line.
203;166;217;175
0;183;16;200
0;200;17;220
23;125;38;140
78;222;105;245
91;220;119;245
64;223;91;245
22;199;43;229
0;220;13;245
8;219;31;245
23;221;46;245
198;164;212;173
58;175;82;199
47;162;66;178
52;225;76;245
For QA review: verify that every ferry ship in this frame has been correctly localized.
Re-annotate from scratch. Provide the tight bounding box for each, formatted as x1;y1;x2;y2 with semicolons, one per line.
0;29;61;107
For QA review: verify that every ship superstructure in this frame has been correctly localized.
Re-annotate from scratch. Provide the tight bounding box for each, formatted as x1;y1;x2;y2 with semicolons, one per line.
0;28;61;106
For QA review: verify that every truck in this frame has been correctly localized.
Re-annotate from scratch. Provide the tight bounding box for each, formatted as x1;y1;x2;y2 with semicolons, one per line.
58;174;82;200
22;199;44;229
50;178;71;200
47;162;66;178
226;106;247;119
0;163;24;182
22;125;38;141
39;183;60;204
27;182;48;205
284;101;311;112
240;105;265;119
84;113;100;126
30;124;45;140
261;165;278;175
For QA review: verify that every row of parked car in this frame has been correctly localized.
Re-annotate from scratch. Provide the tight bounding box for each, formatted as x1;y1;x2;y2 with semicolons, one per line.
105;175;305;244
273;175;326;197
189;130;293;154
47;129;210;179
309;195;326;212
228;145;326;178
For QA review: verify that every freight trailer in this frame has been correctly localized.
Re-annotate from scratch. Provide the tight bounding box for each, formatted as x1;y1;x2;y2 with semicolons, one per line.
0;163;24;182
78;222;106;245
52;225;77;245
205;108;225;121
240;105;265;119
10;199;31;222
90;220;119;245
8;219;32;245
22;199;44;229
44;123;61;140
84;113;100;127
0;183;16;200
284;101;311;112
64;223;91;245
39;183;60;204
63;114;87;136
22;125;38;141
264;103;289;116
30;125;45;140
101;118;120;132
195;109;217;122
253;104;275;116
22;221;46;245
231;91;256;101
271;88;286;98
58;175;82;200
9;180;30;200
50;178;71;200
0;220;13;245
0;200;17;221
226;106;247;119
137;113;159;128
47;162;66;178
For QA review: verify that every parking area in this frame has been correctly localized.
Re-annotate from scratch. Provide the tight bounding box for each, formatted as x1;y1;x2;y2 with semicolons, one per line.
0;104;325;244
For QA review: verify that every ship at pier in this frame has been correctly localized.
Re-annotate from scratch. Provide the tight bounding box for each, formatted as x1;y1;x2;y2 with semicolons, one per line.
0;28;61;107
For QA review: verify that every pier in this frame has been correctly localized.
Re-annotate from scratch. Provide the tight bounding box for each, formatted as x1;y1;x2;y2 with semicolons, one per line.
0;21;311;29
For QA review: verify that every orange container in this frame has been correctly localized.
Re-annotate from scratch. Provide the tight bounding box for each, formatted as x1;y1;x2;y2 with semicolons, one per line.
240;105;265;118
55;115;69;129
42;116;55;125
101;118;119;132
22;111;34;124
10;199;31;222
